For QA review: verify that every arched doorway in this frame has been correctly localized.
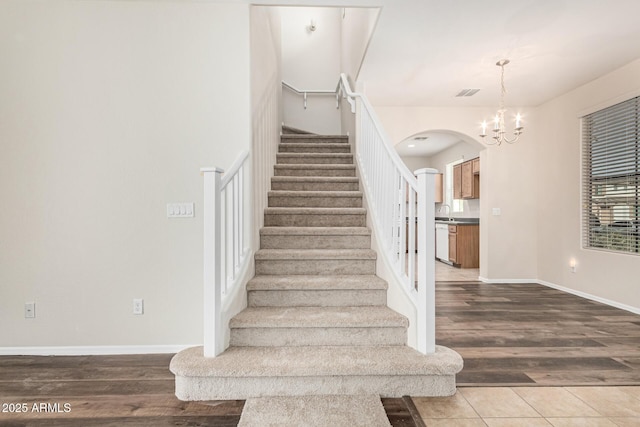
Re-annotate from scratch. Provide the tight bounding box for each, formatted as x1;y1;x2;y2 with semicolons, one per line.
395;129;485;281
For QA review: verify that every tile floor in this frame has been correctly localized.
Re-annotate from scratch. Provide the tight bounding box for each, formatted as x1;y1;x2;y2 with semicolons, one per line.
413;386;640;426
435;260;479;281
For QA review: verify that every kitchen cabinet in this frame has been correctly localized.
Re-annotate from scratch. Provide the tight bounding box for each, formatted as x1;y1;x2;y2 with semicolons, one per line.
453;164;462;199
448;224;479;268
435;173;443;203
454;158;479;200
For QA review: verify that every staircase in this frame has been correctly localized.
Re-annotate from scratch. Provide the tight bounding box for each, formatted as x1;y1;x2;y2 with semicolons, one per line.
170;130;462;400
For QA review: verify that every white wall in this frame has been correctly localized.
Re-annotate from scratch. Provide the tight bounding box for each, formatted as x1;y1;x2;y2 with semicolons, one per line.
341;7;380;81
536;59;640;312
251;6;282;254
374;106;538;281
0;0;251;350
280;7;342;134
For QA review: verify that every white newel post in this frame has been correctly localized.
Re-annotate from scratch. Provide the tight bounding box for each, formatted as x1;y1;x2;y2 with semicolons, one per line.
201;167;224;357
415;168;438;354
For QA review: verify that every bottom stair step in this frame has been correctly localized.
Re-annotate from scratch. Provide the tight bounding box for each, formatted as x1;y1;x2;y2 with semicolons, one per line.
238;395;391;427
170;345;463;400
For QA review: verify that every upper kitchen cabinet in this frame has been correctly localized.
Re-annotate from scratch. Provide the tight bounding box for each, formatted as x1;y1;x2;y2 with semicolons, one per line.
454;157;480;199
453;164;462;199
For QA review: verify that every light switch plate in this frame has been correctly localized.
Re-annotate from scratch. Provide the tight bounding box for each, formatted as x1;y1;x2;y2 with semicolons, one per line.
492;207;501;216
25;302;35;318
167;203;194;218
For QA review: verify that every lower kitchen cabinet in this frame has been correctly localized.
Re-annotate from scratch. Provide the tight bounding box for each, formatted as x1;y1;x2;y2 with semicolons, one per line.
448;224;479;268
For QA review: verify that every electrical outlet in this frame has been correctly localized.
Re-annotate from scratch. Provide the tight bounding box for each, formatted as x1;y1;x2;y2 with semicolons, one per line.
133;298;144;315
25;302;36;318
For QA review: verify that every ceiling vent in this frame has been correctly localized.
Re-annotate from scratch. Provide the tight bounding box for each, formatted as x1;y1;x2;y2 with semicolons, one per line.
455;88;480;97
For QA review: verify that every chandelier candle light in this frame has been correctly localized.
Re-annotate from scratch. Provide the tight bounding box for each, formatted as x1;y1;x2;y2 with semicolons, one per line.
480;59;523;145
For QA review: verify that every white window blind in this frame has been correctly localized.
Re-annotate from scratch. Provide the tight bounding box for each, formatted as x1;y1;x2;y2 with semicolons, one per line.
582;95;639;254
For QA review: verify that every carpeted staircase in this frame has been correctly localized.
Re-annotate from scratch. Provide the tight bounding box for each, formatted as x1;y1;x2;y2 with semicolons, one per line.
170;130;462;401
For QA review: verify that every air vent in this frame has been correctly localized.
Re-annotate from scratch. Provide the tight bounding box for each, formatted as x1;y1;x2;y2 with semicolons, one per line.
455;89;480;97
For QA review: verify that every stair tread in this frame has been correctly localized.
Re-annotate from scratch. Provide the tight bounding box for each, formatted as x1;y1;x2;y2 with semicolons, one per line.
279;142;349;147
247;275;386;291
255;248;376;260
264;207;365;214
271;176;358;182
281;134;348;140
274;164;355;169
171;345;463;378
268;190;362;197
260;226;370;236
231;306;407;328
277;153;353;157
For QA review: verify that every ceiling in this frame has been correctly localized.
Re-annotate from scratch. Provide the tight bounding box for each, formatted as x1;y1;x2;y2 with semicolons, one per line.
395;132;463;157
359;0;640;108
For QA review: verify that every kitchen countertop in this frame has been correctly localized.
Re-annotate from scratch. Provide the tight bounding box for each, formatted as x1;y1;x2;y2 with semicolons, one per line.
435;217;479;225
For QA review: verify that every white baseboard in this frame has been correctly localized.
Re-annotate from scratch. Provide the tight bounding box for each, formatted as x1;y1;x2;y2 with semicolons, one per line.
537;279;640;315
478;276;640;315
0;344;198;356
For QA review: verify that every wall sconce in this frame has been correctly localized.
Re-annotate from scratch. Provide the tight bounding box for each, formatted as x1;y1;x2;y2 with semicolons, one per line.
308;19;317;33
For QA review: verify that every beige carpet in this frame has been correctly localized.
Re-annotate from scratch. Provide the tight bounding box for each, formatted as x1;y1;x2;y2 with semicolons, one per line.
238;395;391;427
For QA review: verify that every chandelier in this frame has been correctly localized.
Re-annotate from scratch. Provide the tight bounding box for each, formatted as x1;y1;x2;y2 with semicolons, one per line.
480;59;523;145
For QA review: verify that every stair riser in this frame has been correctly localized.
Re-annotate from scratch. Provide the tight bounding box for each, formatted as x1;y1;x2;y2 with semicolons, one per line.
264;213;366;227
260;234;370;249
268;195;362;208
255;259;375;275
175;375;457;400
281;137;349;144
279;144;351;154
248;290;386;307
274;167;356;177
277;155;353;165
230;327;406;347
271;182;359;191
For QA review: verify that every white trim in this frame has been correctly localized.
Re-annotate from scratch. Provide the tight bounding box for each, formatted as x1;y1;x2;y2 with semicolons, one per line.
537;279;640;315
0;345;197;356
478;276;640;315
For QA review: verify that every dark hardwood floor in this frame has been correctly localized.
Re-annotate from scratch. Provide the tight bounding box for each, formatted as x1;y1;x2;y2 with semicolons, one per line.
2;280;640;425
437;280;640;386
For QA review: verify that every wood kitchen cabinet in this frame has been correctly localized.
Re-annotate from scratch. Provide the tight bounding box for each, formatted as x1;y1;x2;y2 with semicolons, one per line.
453;164;462;199
434;173;443;203
448;224;479;268
454;158;479;200
472;157;480;174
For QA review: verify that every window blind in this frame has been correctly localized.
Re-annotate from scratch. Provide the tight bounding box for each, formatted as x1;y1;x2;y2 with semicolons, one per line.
582;95;640;254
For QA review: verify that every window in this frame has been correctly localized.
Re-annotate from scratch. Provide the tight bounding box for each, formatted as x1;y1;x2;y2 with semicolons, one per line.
582;96;639;254
444;160;464;213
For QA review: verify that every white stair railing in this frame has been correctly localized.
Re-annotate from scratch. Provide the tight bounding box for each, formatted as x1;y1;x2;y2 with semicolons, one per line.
337;74;437;354
201;150;250;357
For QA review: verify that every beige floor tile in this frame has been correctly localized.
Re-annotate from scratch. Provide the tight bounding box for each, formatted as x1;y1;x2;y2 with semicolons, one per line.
546;418;618;427
422;419;487;427
413;392;479;419
459;387;540;418
483;419;551;427
513;387;601;417
617;387;640;401
609;418;640;427
566;387;640;417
